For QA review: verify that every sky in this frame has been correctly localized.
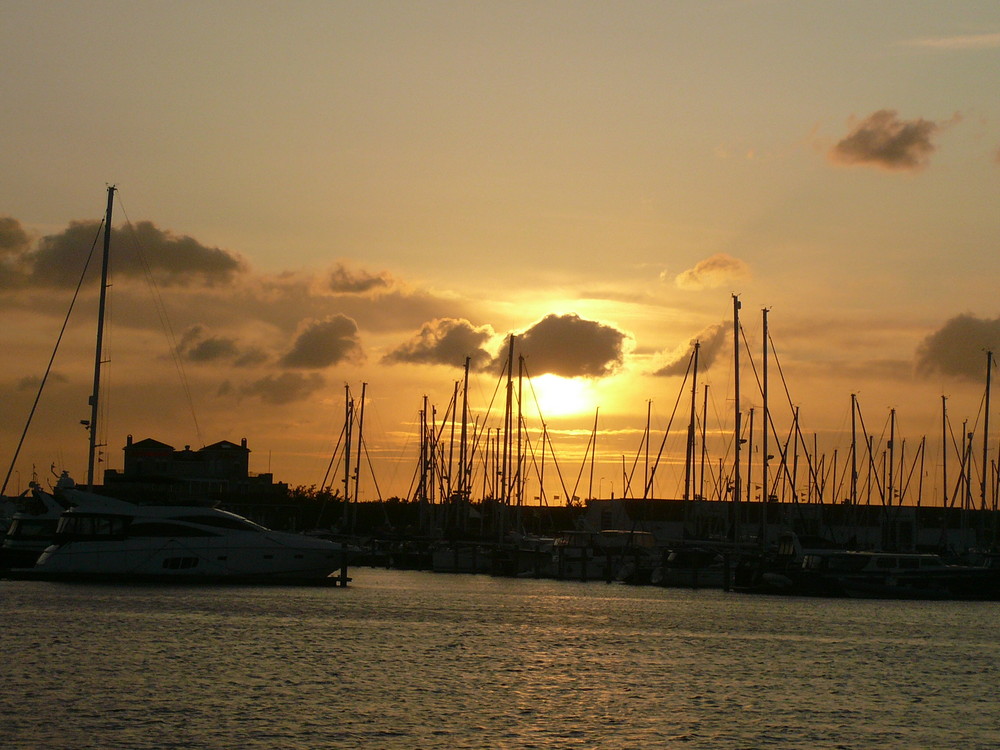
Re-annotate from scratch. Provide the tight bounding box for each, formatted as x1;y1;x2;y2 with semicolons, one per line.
2;1;1000;506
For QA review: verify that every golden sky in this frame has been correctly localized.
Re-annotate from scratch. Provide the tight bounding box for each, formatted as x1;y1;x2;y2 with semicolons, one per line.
2;1;999;505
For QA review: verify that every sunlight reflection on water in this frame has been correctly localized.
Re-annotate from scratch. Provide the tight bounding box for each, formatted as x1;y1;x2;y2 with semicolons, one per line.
3;570;1000;749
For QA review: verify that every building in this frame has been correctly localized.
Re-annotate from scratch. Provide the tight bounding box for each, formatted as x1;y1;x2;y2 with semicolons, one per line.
101;435;286;505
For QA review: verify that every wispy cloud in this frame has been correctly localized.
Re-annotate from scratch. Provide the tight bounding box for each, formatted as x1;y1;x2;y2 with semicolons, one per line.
653;322;728;377
675;254;750;291
901;32;1000;50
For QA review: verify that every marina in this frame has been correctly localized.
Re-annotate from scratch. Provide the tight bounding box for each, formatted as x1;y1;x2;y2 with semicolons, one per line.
4;2;1000;746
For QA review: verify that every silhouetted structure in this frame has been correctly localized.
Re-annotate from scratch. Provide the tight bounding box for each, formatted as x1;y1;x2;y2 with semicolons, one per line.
100;435;286;505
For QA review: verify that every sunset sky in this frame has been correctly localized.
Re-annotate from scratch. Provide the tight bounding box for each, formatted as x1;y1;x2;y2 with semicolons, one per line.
2;1;999;506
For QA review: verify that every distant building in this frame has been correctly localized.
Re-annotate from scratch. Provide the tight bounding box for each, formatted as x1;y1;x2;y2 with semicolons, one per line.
101;435;286;505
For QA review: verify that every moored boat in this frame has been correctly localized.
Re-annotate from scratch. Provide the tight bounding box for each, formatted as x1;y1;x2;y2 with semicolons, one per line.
13;488;345;584
771;550;998;600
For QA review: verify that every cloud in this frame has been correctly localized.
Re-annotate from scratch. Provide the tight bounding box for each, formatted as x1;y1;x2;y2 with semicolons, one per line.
0;217;30;256
328;263;393;295
17;372;68;391
238;372;326;405
654;322;728;376
177;325;267;366
1;219;245;288
901;33;1000;51
503;313;630;378
383;318;494;369
829;110;940;171
675;254;750;291
915;314;1000;380
280;315;363;368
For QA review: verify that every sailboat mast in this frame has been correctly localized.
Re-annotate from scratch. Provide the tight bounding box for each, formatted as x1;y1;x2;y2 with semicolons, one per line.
699;384;708;502
501;336;514;506
684;342;700;500
343;385;353;502
87;185;115;491
888;408;896;505
352;382;367;515
982;350;992;510
732;294;742;540
851;393;858;505
460;356;470;500
762;307;769;507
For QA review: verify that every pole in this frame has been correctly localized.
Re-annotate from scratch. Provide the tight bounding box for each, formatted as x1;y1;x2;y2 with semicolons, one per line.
87;185;115;490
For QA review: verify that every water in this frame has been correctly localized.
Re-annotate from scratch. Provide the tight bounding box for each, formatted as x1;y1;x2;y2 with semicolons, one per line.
3;569;999;749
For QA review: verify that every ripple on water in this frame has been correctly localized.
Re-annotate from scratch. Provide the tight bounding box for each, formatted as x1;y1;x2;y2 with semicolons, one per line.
3;571;1000;749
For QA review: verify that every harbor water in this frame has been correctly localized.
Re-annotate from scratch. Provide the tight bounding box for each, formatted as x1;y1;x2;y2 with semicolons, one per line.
3;568;999;749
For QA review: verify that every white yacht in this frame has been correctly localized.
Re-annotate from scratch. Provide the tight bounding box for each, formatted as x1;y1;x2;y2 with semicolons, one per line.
22;489;346;584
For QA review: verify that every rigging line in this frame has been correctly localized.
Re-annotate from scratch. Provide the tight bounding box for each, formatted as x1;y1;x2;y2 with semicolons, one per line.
319;420;347;494
359;434;385;502
116;197;203;445
1;222;106;495
518;359;571;504
645;349;693;499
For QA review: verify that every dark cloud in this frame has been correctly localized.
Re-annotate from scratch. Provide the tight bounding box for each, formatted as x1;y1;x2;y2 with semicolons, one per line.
0;217;30;256
238;372;326;405
233;348;269;367
0;217;34;288
502;313;629;378
2;219;245;288
280;315;363;369
829;110;939;171
382;318;494;369
654;323;728;376
178;325;240;363
915;314;1000;380
177;325;268;367
675;254;750;291
328;263;392;295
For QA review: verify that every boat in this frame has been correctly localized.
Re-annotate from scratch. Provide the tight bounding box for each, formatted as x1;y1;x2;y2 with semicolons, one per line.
651;547;728;589
763;549;998;600
551;529;657;582
13;488;345;584
1;473;80;572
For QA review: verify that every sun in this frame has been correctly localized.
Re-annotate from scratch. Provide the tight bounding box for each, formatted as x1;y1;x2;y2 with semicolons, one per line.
527;373;595;419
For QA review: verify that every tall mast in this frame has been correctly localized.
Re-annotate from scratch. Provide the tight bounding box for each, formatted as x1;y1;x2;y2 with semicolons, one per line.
684;341;700;501
589;408;599;498
888;408;896;505
942;395;948;508
351;382;367;531
460;356;470;500
732;294;742;541
343;385;353;502
762;307;769;508
699;384;708;502
644;400;651;499
501;336;514;506
746;407;754;504
516;354;524;508
448;380;458;498
87;185;115;491
982;350;992;510
851;393;858;505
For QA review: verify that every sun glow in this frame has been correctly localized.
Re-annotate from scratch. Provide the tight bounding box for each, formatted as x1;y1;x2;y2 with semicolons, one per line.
528;374;595;419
